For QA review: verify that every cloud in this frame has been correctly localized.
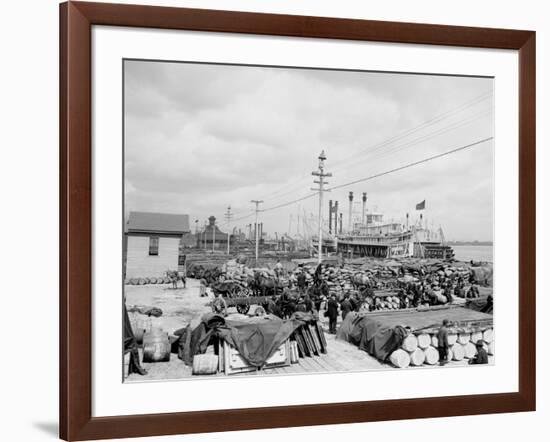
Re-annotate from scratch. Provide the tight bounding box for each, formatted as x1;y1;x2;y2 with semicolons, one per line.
124;60;494;241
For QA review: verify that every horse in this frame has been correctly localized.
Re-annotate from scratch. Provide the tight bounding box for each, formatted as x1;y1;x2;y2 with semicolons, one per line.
165;270;186;289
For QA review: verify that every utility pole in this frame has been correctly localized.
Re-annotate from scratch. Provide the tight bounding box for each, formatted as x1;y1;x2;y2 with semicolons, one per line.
212;218;215;253
311;150;332;264
250;200;263;264
224;206;232;255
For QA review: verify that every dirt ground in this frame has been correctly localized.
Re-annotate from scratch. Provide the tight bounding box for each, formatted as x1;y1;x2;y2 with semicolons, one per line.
124;278;492;382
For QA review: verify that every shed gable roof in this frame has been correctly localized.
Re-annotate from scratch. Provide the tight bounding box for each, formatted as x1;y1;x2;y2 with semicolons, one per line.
127;211;190;235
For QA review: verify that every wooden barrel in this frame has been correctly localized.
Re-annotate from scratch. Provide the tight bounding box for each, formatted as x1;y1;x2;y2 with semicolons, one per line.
389;349;410;368
129;313;152;345
192;354;219;375
462;342;476;359
447;333;458;345
409;348;426;366
457;333;471;345
401;335;418;352
483;328;494;343
451;343;465;361
424;346;439;365
142;330;171;363
149;277;157;284
488;341;495;355
417;334;431;349
470;331;483;344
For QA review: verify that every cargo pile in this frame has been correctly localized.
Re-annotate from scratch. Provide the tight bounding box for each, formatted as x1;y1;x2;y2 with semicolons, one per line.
389;326;494;368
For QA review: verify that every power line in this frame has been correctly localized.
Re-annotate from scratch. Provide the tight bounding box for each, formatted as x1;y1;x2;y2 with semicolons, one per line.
231;136;493;230
254;92;492;203
327;136;493;192
260;193;318;213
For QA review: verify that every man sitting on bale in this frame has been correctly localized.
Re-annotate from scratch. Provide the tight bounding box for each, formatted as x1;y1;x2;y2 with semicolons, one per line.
469;340;489;364
211;291;227;316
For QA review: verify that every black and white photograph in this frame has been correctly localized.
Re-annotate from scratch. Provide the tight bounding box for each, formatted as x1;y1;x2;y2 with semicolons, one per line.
123;59;495;381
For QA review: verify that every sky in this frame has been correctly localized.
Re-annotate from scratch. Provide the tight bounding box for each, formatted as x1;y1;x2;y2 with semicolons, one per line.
124;60;494;242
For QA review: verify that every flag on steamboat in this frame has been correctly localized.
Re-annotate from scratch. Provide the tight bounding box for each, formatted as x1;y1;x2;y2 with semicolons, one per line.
415;200;426;210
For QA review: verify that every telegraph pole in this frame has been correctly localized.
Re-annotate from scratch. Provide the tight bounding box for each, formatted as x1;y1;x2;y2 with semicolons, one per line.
224;206;232;255
311;150;332;264
250;200;263;264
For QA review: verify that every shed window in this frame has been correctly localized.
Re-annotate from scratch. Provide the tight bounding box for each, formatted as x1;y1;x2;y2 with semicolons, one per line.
149;236;159;256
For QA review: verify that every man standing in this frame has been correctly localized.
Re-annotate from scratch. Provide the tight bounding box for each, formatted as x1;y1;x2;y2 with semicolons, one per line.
326;294;339;334
340;293;352;320
297;269;307;294
437;319;450;366
469;340;489;364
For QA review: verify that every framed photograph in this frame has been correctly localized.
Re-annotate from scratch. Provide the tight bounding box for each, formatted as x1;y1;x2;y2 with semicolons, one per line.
60;1;535;440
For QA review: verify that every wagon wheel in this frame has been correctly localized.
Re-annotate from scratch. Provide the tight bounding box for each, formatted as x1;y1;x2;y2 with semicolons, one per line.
235;287;250;314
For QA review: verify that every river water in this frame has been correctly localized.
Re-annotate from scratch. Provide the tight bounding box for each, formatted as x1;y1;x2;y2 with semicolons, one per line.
452;245;493;262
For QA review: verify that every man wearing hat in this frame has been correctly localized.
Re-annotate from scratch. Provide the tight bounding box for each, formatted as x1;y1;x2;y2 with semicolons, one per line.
437;319;450;365
469;340;489;364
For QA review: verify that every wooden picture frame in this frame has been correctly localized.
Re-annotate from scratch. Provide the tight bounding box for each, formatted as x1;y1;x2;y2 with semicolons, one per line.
60;1;536;440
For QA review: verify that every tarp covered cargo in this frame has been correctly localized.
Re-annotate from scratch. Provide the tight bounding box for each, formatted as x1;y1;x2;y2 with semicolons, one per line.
187;312;316;368
336;306;493;361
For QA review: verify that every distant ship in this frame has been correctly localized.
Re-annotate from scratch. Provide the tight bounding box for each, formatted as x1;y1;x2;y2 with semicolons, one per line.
315;210;454;260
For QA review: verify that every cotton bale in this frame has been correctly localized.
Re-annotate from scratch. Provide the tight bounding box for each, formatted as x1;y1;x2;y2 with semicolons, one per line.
401;334;418;352
417;334;432;349
488;341;495;355
424;346;439;365
451;343;465;361
409;348;426;366
482;328;494;343
390;349;411;368
462;342;477;359
470;331;483;344
457;333;471;345
431;335;439;347
447;333;458;345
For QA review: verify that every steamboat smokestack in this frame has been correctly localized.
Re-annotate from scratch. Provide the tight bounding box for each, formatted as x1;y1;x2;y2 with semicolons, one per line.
329;200;333;234
348;192;354;232
362;192;367;225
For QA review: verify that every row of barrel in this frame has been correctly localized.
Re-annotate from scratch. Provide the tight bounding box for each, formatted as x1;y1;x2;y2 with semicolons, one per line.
389;328;494;368
125;277;173;285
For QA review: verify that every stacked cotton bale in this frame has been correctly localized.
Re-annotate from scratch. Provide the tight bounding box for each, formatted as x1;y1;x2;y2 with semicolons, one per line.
389;327;494;368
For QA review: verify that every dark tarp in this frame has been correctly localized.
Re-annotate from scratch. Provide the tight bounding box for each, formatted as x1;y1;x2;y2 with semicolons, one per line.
337;306;492;361
186;312;314;368
124;304;146;376
465;295;493;314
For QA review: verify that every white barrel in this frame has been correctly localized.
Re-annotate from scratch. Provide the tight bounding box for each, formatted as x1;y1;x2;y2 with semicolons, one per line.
470;331;483;344
409;348;426;366
431;335;439;347
483;328;494;343
401;335;418;352
451;343;465;361
424;346;439;365
192;354;219;375
488;341;495;355
390;349;411;368
457;333;471;345
417;334;431;349
447;333;458;345
462;342;476;359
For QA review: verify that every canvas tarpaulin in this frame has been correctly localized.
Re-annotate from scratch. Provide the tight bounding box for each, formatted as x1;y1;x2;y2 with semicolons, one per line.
337;306;492;361
188;312;313;367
